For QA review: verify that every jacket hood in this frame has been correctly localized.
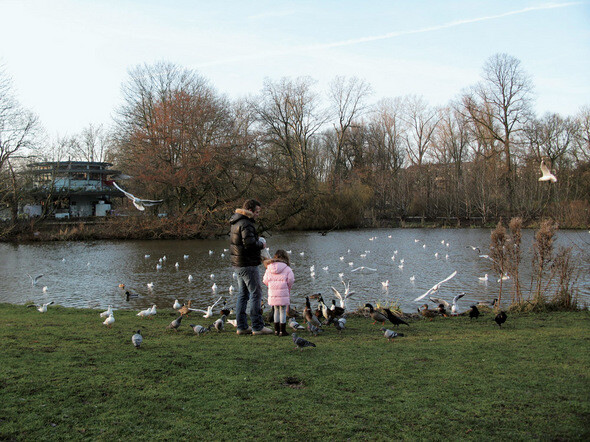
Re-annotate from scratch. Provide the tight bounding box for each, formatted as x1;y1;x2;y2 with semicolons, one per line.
265;261;289;274
229;208;254;224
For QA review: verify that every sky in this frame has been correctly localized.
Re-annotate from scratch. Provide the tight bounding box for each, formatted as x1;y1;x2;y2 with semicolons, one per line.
1;0;589;138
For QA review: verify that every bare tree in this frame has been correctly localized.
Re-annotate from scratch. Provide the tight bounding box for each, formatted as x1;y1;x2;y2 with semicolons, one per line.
402;95;440;166
524;113;576;166
0;65;41;223
573;105;590;162
462;53;534;214
327;76;372;187
250;76;328;190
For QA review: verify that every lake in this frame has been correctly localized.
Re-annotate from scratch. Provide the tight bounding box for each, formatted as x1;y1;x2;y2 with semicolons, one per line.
1;228;588;314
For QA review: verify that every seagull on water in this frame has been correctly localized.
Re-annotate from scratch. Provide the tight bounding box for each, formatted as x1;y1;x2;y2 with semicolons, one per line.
539;159;557;183
112;181;163;211
351;266;376;273
147;282;154;290
413;270;458;302
478;274;489;282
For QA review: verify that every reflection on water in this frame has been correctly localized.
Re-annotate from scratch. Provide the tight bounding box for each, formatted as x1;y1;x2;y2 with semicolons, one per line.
1;229;588;313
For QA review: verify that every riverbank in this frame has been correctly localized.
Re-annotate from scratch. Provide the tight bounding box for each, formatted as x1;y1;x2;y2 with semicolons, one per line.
2;215;587;242
1;303;588;440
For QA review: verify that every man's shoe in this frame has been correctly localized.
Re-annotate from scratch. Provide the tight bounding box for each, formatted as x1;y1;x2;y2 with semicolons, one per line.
252;326;273;335
237;327;252;335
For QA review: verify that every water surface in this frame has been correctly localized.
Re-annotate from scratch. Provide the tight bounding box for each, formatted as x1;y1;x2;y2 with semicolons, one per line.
1;228;588;313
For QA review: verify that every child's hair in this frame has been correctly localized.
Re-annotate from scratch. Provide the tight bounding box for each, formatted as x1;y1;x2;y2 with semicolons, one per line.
273;249;290;266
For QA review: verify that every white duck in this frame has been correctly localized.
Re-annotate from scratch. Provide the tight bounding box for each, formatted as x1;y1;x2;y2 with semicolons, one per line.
173;299;182;310
100;305;113;318
103;314;115;328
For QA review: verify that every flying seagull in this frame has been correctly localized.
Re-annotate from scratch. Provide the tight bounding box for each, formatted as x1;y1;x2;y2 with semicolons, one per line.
27;301;54;313
413;270;458;302
429;293;465;315
539;159;557;183
112;181;163;211
190;296;223;318
27;274;44;286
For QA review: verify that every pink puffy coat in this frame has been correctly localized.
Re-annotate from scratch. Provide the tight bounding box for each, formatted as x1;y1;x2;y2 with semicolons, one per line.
263;261;294;306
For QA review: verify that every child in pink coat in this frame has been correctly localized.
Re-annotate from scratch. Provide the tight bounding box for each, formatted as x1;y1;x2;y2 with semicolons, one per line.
263;249;294;337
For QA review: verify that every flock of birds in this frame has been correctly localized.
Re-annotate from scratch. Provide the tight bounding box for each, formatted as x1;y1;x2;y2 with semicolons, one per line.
21;161;559;348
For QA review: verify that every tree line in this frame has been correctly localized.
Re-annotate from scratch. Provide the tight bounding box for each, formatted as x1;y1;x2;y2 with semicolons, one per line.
1;54;589;235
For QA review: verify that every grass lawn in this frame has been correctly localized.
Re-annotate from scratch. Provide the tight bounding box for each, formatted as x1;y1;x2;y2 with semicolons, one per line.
1;303;589;440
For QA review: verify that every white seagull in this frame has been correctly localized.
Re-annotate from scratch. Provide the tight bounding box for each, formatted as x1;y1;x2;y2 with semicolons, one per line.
539;159;557;183
429;293;465;315
413;270;458;302
331;280;355;309
27;274;44;286
191;296;223;318
173;299;182;310
27;301;54;313
350;266;377;273
112;181;163;211
478;274;489;282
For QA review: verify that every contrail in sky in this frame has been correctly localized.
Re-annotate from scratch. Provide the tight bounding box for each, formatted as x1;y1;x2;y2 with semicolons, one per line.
196;2;582;67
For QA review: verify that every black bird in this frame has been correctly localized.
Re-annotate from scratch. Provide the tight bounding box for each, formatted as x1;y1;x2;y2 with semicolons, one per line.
292;333;316;351
469;305;480;320
167;315;183;331
125;290;140;302
383;308;410;327
495;311;507;327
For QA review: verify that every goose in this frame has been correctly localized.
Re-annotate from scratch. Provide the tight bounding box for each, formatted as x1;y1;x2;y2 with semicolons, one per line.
381;328;404;341
292;333;316;351
539;159;557;182
131;330;143;348
364;303;388;325
102;314;115;327
27;301;54;313
413;270;458;302
429;293;465;315
99;305;113;318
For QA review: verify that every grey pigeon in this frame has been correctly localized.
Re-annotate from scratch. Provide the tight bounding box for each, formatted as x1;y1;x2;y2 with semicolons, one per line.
131;330;143;348
334;317;346;333
288;317;305;330
307;322;322;336
213;314;226;332
381;328;404;341
190;324;211;335
167;315;183;331
292;333;316;351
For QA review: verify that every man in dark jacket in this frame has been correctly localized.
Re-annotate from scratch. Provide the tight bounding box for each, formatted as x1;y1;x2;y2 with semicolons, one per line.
229;199;273;335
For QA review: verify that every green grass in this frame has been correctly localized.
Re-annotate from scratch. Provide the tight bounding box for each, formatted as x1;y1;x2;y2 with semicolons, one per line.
1;304;589;441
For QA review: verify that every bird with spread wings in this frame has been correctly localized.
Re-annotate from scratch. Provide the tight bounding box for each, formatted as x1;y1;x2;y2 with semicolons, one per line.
112;181;163;211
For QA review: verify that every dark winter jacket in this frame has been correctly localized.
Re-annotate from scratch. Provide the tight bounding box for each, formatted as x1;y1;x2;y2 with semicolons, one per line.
229;208;264;267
